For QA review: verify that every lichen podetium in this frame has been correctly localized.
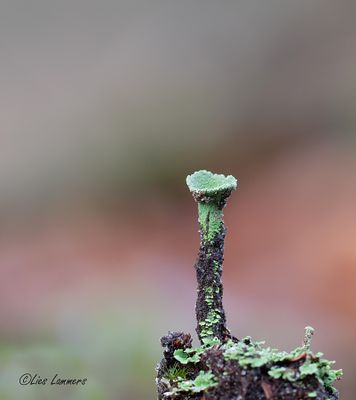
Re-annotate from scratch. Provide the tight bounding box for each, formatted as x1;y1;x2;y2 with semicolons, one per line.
157;170;342;399
186;170;237;343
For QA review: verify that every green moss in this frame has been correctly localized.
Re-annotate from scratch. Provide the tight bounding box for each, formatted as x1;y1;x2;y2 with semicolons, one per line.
164;364;189;381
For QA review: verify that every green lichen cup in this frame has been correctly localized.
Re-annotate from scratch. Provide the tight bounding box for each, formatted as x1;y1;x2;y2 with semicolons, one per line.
186;170;237;204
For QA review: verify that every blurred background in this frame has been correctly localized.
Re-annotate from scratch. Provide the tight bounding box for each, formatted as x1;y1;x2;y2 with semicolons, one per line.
0;1;355;399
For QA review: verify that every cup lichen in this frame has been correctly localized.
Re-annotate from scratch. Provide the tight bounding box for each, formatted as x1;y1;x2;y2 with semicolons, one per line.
156;170;342;400
186;170;237;342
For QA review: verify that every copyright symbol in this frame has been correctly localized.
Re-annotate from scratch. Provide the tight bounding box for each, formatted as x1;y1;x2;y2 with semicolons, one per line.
19;373;32;385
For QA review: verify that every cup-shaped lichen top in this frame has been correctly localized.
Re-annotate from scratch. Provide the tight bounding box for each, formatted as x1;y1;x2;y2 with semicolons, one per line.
186;170;237;204
187;170;237;244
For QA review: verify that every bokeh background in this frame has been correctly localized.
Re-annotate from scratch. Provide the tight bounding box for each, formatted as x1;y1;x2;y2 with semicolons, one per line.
1;1;355;399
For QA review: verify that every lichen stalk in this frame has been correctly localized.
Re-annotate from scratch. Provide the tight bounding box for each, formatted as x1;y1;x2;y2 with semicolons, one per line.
186;170;237;343
196;201;227;342
157;170;342;399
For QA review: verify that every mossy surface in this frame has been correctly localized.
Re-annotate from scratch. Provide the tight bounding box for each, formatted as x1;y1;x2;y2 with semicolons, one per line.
163;364;189;381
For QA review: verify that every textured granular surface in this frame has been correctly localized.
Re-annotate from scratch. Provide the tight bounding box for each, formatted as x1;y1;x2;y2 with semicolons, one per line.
157;172;341;400
156;332;339;400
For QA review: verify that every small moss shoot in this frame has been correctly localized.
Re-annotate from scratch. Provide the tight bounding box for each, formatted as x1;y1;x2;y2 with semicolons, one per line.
163;364;189;381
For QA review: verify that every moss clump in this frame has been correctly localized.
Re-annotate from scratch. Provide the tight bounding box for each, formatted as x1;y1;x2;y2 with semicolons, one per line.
163;364;189;381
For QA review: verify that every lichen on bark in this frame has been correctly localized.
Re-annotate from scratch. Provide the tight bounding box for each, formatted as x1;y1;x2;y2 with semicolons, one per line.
156;170;342;400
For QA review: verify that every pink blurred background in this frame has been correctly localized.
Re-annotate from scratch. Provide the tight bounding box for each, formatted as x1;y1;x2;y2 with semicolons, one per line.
0;1;355;399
